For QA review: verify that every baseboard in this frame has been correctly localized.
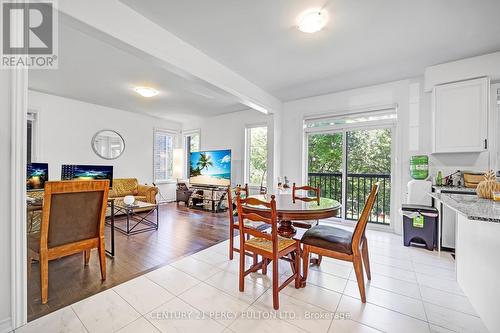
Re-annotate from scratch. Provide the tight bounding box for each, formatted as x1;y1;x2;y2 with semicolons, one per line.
0;317;13;333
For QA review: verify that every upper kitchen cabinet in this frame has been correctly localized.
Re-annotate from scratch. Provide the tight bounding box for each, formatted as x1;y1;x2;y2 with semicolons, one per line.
432;77;489;153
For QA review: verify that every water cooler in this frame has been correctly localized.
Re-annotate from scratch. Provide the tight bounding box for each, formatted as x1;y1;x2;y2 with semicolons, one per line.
402;178;438;251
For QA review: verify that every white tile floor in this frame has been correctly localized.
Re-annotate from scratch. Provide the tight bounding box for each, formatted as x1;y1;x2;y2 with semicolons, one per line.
16;230;489;333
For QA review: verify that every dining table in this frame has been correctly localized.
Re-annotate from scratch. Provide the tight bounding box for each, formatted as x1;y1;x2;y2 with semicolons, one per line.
243;193;341;285
243;193;341;237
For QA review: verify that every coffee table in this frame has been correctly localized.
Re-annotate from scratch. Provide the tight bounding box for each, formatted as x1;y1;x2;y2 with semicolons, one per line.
114;200;159;235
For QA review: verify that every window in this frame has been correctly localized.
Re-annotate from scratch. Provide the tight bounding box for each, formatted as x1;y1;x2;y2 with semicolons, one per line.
187;132;200;153
154;129;175;182
245;125;268;187
27;111;38;164
305;109;397;129
305;109;396;225
183;130;200;177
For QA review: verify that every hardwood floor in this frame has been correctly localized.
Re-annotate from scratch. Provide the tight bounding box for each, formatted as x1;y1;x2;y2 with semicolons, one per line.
27;202;230;321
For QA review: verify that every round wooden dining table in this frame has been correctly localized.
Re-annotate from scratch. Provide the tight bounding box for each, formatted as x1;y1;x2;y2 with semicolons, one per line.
243;193;341;237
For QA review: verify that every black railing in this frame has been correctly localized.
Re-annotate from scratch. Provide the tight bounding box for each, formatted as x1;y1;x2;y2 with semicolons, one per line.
308;172;391;224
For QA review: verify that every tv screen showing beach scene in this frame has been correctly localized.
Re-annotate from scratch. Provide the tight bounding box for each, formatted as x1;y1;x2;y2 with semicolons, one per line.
61;164;114;187
189;150;231;186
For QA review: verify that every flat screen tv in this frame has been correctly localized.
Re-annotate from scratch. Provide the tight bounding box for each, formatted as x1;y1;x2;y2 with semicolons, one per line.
61;164;114;187
189;149;231;186
27;163;49;191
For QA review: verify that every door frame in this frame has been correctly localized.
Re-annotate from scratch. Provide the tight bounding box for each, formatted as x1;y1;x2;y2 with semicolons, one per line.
303;119;396;230
10;68;29;330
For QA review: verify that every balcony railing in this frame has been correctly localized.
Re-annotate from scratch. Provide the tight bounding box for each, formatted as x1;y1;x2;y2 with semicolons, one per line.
308;172;391;224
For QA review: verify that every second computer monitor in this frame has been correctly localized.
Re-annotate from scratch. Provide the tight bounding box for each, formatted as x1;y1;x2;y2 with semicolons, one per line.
61;164;113;187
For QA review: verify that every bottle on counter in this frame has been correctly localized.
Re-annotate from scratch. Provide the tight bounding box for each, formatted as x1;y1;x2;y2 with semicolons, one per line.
436;171;443;186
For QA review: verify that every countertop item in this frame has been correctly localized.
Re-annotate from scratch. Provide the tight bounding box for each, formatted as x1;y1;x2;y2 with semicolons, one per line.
463;172;484;188
429;192;500;222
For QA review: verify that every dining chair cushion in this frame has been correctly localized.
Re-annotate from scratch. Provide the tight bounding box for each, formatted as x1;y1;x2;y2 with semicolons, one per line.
246;236;296;253
301;225;353;254
233;216;268;231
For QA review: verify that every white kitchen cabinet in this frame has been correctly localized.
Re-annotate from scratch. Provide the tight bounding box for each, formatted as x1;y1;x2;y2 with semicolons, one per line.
432;77;489;153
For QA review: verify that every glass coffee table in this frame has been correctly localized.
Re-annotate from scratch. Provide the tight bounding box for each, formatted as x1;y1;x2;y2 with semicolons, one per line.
114;200;159;235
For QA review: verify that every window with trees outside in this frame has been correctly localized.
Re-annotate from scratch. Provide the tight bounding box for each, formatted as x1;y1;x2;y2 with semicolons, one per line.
27;111;38;164
306;110;395;225
184;130;200;177
154;130;175;182
245;125;268;187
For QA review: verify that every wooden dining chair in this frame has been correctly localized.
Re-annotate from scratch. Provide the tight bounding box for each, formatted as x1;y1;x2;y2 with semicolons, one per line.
292;183;320;204
236;192;301;310
227;184;267;260
291;183;321;229
29;180;110;304
237;183;249;197
301;183;379;302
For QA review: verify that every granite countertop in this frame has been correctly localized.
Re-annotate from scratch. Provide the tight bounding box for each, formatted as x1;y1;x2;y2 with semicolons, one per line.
432;185;477;194
429;192;500;222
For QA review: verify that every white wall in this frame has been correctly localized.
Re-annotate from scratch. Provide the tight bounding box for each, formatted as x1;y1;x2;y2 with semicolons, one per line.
280;80;409;233
409;79;491;179
425;51;500;91
183;72;496;235
28;90;181;185
278;72;498;234
184;109;274;188
0;73;12;332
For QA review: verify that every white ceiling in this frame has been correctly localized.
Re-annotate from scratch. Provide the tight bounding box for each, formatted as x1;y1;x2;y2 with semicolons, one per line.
121;0;500;101
28;20;247;122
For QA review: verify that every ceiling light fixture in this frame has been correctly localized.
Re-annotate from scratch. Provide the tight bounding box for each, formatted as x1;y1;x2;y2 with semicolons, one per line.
297;9;327;33
134;87;159;98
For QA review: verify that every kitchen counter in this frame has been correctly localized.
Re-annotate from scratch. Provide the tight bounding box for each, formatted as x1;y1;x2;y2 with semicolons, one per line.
429;192;500;222
432;185;476;194
428;193;500;332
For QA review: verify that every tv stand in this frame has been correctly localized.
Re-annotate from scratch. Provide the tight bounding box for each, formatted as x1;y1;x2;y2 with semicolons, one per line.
188;185;228;213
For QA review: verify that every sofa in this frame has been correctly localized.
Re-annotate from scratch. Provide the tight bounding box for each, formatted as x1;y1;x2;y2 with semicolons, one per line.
109;178;158;203
109;178;158;209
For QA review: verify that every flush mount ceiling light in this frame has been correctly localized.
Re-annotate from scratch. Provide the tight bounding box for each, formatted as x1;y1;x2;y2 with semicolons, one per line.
297;9;327;33
134;87;159;98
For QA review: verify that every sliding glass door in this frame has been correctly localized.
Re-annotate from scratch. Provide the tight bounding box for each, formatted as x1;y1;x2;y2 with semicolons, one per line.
307;132;344;217
346;128;392;224
307;126;393;225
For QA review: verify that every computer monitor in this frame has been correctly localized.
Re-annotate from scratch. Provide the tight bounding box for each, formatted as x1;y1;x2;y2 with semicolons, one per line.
61;164;113;187
27;163;49;191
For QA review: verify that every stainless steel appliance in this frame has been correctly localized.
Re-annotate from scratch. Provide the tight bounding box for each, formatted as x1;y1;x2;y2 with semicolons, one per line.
432;186;476;250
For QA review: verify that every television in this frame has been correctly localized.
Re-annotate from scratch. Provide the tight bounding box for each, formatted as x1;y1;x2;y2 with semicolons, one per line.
27;163;49;191
61;164;114;187
189;149;231;186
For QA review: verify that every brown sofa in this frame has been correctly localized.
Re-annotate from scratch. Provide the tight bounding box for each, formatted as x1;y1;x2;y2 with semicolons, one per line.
106;178;158;216
109;178;158;207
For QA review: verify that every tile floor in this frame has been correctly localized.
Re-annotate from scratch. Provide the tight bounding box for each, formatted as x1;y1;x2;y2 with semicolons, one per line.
16;229;489;333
